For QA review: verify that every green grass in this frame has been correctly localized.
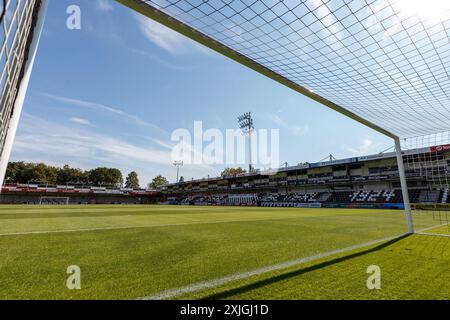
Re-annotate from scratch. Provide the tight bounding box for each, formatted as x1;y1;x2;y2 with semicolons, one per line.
421;225;450;235
0;205;446;299
411;209;450;235
183;234;450;300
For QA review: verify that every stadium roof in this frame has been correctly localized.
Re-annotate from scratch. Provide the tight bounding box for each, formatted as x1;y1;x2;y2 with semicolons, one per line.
118;0;450;139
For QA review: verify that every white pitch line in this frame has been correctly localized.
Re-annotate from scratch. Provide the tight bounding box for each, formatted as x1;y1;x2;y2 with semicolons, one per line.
139;233;408;300
138;224;443;300
415;223;449;233
416;232;450;238
0;215;304;237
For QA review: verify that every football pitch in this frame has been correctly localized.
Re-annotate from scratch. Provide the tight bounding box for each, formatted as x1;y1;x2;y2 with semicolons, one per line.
0;205;448;300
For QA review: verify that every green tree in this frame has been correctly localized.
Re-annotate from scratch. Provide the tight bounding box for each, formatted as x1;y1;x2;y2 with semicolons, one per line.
35;163;58;184
9;162;58;184
88;167;123;187
57;165;85;185
5;162;27;182
149;175;168;189
5;162;125;187
125;171;140;189
220;167;246;178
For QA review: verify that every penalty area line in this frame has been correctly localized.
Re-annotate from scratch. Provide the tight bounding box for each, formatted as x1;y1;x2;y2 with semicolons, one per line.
416;231;450;238
414;223;450;237
139;233;408;300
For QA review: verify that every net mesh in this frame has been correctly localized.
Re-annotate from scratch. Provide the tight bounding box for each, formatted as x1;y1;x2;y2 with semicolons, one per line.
0;0;41;156
130;0;450;138
123;0;450;236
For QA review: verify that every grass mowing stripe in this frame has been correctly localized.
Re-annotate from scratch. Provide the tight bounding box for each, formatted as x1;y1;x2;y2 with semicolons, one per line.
1;206;440;299
140;233;408;300
138;223;442;300
0;215;311;236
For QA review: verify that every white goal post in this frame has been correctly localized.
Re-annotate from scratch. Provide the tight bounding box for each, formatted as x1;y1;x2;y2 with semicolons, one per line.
39;196;70;205
0;0;48;187
394;138;414;234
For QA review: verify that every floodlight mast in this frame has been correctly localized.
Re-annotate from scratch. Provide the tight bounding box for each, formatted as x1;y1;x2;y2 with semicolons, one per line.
238;112;254;173
173;160;183;183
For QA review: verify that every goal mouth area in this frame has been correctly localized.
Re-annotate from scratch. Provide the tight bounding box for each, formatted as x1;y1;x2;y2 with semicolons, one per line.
411;204;450;236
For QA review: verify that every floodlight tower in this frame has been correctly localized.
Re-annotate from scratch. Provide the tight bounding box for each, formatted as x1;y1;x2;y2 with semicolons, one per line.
238;112;254;173
173;160;183;183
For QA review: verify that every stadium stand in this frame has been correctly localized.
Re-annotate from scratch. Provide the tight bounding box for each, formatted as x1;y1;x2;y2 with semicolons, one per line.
161;144;450;209
0;184;158;204
1;144;449;208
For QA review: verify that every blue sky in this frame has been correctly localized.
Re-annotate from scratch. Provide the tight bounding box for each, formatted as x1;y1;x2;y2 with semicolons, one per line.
10;0;394;186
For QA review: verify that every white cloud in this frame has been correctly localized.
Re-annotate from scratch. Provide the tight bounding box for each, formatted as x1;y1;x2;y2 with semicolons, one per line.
133;13;209;54
96;0;114;12
70;117;92;126
15;114;170;166
40;92;168;136
345;138;383;156
11;113;215;183
129;47;194;71
265;113;309;137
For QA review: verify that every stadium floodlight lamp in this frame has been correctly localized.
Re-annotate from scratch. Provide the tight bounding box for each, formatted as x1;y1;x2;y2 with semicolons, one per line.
173;161;183;183
237;112;255;173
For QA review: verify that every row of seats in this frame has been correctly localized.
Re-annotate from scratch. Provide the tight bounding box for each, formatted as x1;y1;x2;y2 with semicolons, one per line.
259;192;322;203
176;189;449;205
226;194;258;205
349;190;398;203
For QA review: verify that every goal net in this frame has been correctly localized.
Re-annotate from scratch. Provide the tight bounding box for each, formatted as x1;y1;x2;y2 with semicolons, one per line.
119;0;450;238
39;196;70;205
401;133;450;236
0;0;47;186
117;0;450;238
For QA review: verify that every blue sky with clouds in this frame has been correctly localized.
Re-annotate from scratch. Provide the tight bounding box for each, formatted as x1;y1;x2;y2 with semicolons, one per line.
11;0;394;186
